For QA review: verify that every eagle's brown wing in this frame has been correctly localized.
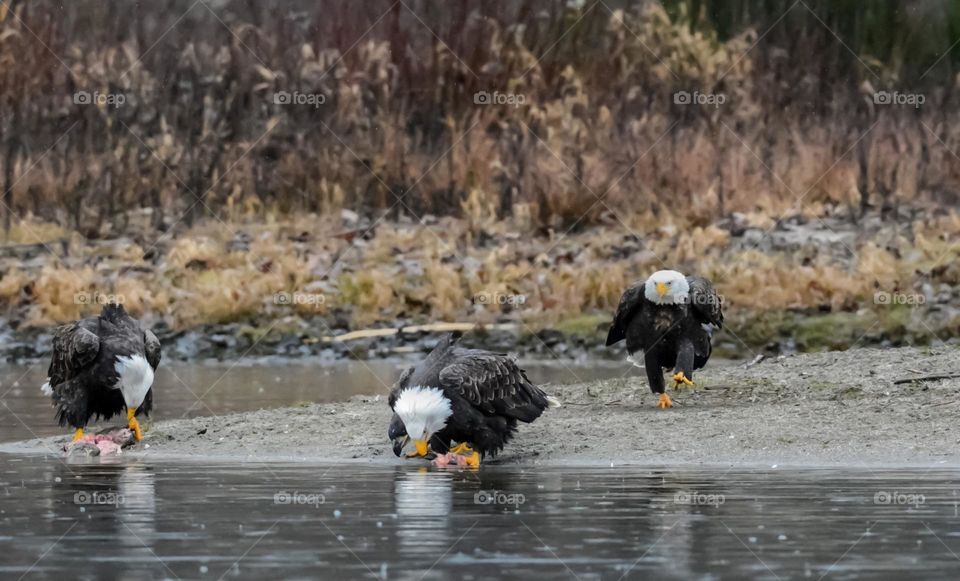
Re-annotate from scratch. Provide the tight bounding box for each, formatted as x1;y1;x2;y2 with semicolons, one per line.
48;320;100;388
686;276;723;328
143;327;162;370
438;351;549;423
605;281;648;346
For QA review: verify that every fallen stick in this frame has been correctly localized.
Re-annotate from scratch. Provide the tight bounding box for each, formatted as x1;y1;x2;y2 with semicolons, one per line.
322;322;519;343
893;373;960;385
563;399;623;406
744;354;765;368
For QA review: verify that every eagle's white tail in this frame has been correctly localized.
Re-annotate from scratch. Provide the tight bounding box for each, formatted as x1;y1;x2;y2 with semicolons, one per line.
546;395;562;408
40;379;52;396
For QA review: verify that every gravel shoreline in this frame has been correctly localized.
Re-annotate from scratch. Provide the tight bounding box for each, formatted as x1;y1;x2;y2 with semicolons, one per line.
4;346;959;468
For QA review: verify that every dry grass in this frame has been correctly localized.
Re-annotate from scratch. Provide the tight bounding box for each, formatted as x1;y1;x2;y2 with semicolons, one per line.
1;208;956;353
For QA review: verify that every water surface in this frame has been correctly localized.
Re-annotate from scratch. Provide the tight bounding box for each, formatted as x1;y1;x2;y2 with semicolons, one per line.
1;458;959;579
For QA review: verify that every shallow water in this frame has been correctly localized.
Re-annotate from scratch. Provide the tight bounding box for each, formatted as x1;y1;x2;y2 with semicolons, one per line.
0;360;634;444
1;457;959;579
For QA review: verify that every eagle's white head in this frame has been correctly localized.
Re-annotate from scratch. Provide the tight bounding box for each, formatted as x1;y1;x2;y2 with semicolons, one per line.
644;270;689;305
393;386;453;457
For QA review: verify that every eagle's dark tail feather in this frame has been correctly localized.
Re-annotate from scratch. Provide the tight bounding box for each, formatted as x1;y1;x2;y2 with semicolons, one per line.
52;378;89;428
506;378;554;423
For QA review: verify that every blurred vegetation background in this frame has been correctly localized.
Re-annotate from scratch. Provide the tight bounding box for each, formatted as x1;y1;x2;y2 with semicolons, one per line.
2;0;960;230
0;0;958;354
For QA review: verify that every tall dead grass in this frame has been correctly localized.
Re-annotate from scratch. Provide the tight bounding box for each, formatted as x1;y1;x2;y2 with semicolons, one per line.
0;1;957;241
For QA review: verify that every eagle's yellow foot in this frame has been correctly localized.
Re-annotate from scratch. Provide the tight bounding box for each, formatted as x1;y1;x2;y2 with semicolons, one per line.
127;408;143;441
671;372;695;390
464;452;481;468
657;393;673;409
450;442;474;455
71;428;85;442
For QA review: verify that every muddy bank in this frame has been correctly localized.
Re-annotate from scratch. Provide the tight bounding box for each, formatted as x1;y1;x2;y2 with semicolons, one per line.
5;346;960;468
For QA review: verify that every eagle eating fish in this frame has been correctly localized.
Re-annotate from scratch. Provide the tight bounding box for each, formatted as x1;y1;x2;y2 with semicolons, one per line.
42;303;161;442
606;270;723;409
388;333;559;467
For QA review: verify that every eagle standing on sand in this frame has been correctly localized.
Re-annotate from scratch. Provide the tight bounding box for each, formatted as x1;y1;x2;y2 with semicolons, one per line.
41;303;161;441
606;270;723;409
387;333;558;467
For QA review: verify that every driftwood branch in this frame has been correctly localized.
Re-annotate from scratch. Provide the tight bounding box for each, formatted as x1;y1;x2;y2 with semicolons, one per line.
893;373;960;385
321;322;518;343
744;354;765;368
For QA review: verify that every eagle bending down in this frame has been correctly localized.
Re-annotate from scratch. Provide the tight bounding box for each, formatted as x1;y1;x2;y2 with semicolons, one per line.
387;333;558;466
42;303;161;441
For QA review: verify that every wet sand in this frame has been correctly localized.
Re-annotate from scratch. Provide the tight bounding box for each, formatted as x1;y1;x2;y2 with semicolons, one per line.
4;346;960;468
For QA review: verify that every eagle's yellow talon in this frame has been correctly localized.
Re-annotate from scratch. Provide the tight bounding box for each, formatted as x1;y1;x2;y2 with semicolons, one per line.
657;393;673;409
71;428;84;442
465;452;481;468
450;442;474;454
671;372;695;389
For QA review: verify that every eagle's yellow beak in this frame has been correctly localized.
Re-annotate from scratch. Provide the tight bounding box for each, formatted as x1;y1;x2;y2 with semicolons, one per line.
655;282;668;297
127;408;143;441
414;439;429;457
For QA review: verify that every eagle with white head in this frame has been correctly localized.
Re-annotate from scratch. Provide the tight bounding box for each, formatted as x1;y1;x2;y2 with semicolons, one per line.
387;333;559;466
606;270;723;409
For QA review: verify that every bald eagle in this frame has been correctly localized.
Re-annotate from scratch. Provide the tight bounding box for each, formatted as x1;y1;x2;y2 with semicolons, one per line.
41;303;161;442
606;270;723;409
387;333;558;466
